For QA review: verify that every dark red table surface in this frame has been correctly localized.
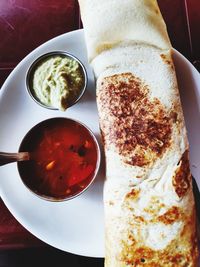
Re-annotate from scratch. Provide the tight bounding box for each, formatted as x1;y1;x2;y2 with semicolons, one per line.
0;0;199;251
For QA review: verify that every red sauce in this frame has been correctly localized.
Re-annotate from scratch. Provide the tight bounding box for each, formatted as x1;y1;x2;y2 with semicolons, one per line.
18;118;99;200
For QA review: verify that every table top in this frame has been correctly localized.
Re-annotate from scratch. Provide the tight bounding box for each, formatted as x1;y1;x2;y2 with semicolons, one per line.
0;0;199;252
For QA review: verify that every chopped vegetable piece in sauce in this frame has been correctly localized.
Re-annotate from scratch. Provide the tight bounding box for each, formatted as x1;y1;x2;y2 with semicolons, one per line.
46;160;56;170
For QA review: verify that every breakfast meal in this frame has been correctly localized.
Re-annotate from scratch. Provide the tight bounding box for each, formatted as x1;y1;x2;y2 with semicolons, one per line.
78;0;199;266
30;54;85;111
18;118;100;200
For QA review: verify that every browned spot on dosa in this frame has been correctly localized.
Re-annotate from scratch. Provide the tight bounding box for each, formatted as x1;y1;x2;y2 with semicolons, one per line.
173;150;191;198
157;206;182;225
143;197;165;215
160;53;174;69
120;228;198;266
120;244;193;266
125;188;140;200
98;73;173;167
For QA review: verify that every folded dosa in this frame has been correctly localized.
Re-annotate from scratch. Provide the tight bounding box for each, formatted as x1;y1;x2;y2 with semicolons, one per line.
78;0;199;266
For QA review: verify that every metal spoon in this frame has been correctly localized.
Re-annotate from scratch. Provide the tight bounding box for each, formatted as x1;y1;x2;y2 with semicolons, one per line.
0;152;30;166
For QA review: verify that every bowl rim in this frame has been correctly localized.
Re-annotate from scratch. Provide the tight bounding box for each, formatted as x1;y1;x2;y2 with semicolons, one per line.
17;117;101;202
26;51;88;110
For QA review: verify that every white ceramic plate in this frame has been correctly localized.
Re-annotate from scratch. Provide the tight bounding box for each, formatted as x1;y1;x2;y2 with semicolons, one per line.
0;29;200;258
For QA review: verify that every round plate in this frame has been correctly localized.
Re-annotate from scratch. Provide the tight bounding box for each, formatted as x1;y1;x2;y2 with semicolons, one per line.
0;29;200;258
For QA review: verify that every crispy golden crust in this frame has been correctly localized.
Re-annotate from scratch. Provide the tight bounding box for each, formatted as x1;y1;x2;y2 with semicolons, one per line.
105;199;198;267
172;150;191;198
98;73;175;167
160;53;174;70
118;206;198;267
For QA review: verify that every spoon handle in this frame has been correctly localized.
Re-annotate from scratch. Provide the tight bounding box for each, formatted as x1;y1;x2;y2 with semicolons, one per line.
0;152;30;166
